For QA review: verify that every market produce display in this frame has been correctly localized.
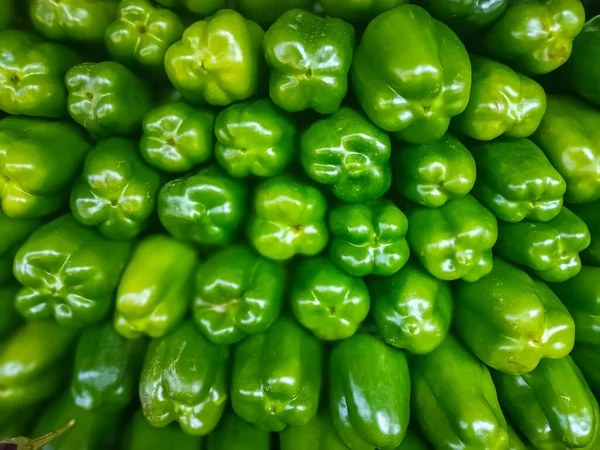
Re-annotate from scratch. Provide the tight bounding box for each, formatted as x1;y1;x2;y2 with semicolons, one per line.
1;1;600;449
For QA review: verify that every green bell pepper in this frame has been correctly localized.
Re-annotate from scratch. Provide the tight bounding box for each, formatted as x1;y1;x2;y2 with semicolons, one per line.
571;201;600;266
395;430;433;449
29;0;119;44
392;134;476;208
70;137;161;241
0;321;76;410
215;98;295;178
0;283;20;340
104;0;184;69
122;410;203;450
572;344;600;395
13;214;132;328
329;333;410;450
0;0;15;30
0;117;90;219
0;211;42;286
156;0;225;16
414;0;507;35
495;206;591;282
301;107;392;203
493;356;600;449
263;9;354;114
193;244;285;345
249;174;329;261
320;0;408;23
531;95;600;204
351;4;471;144
115;234;198;339
468;138;567;223
237;0;313;26
164;9;264;106
279;408;349;450
454;56;547;141
140;320;229;436
455;256;575;374
410;334;509;450
71;322;146;411
140;101;215;173
206;408;271;450
290;257;370;341
329;199;409;277
158;165;248;246
231;316;323;432
0;30;80;118
404;194;498;282
506;425;531;450
65;61;152;138
368;260;453;355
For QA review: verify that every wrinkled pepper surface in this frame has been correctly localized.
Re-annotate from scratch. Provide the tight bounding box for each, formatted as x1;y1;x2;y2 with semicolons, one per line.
122;410;203;450
206;408;271;450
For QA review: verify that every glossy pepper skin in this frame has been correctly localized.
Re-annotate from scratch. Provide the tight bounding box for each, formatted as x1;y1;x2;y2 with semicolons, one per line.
237;0;313;26
215;98;295;178
455;257;575;374
493;356;600;449
140;320;229;436
301;107;392;203
141;101;215;173
70;137;161;241
495;206;591;283
263;9;354;114
329;199;409;277
104;0;184;70
480;0;585;75
329;333;410;450
351;4;471;144
0;117;90;219
404;194;498;282
572;344;600;395
13;214;132;328
454;56;547;141
531;95;600;204
410;334;509;450
0;30;80;118
368;260;453;355
65;61;152;138
71;322;146;411
156;0;225;16
0;283;20;340
115;235;197;339
231;316;323;432
206;408;271;450
571;201;600;266
0;211;42;287
469;138;566;223
415;0;507;35
279;408;349;450
248;174;329;261
165;10;264;106
122;410;202;450
392;134;476;208
158;166;248;246
320;0;408;22
194;244;285;345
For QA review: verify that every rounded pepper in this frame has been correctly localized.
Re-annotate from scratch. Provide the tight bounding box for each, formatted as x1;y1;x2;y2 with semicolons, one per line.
237;0;314;26
415;0;507;35
279;408;348;450
122;410;203;450
0;283;20;340
320;0;408;23
0;211;42;287
156;0;225;16
206;408;271;450
571;201;600;267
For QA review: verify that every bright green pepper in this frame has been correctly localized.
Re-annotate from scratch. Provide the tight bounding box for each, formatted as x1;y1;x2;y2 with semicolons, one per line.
263;9;354;114
391;134;476;208
301;107;392;203
140;320;229;436
0;321;76;410
215;98;295;178
115;235;198;339
140;101;215;173
320;0;408;22
206;408;271;450
248;174;329;261
156;0;225;16
165;9;264;106
122;410;203;450
236;0;313;26
193;244;285;345
13;214;132;328
572;344;600;395
404;194;498;282
104;0;184;69
368;260;453;355
0;30;80;118
329;333;410;450
0;283;20;340
0;117;90;219
65;61;152;138
571;201;600;266
455;256;575;374
0;0;15;30
279;408;349;450
351;4;471;144
469;138;567;223
454;56;547;141
231;316;323;432
158;166;248;246
410;334;509;450
70;137;161;241
0;211;42;286
495;206;591;282
531;95;600;204
329;199;409;277
493;356;599;449
414;0;507;35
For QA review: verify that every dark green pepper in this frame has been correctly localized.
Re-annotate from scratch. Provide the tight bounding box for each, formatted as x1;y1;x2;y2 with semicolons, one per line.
414;0;507;35
121;410;203;450
237;0;313;26
206;408;271;450
156;0;225;16
572;344;600;396
0;283;20;340
301;107;392;203
279;408;348;450
571;201;600;267
506;425;531;450
395;430;433;449
0;0;15;30
320;0;408;23
0;211;42;286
